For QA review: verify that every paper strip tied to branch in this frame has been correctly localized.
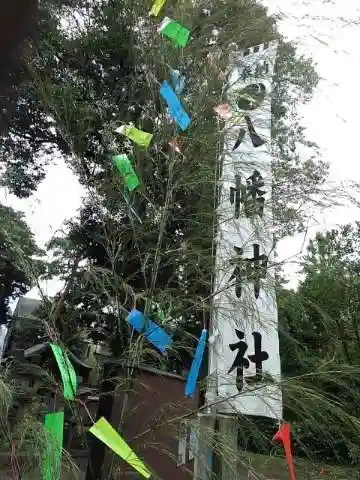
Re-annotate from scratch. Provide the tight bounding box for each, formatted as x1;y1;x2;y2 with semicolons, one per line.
273;423;296;480
168;138;182;154
160;81;191;131
43;411;64;480
128;308;172;353
116;125;153;149
214;103;232;120
112;154;140;191
89;417;151;479
185;329;207;398
149;0;166;16
158;17;190;48
50;343;77;400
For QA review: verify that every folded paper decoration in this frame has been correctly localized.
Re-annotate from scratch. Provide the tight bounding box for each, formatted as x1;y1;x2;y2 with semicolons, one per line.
112;154;140;191
160;81;191;131
214;103;232;120
127;308;172;353
168;138;182;154
171;69;186;95
273;423;296;480
185;329;207;398
149;0;166;16
43;411;64;480
89;417;151;479
50;343;77;400
116;125;153;149
158;17;190;48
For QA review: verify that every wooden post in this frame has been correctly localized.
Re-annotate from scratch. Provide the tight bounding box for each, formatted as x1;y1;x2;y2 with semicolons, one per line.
85;363;116;480
193;413;216;480
217;415;239;480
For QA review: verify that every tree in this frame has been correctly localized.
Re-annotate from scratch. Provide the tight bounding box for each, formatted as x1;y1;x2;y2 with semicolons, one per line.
1;0;325;229
0;1;327;359
8;0;322;348
276;224;360;463
0;204;45;325
300;223;360;364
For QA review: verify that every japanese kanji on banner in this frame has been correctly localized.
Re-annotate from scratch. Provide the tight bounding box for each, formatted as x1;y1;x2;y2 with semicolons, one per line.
207;42;282;420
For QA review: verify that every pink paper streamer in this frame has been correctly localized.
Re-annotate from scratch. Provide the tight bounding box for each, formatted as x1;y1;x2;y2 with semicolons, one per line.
214;103;232;120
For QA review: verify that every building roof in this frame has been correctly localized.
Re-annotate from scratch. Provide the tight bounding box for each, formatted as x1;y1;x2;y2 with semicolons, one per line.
13;297;41;318
24;342;92;370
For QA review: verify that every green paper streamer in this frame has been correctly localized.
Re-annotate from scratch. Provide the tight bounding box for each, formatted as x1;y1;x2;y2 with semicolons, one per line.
159;17;190;47
112;154;140;191
43;411;64;480
50;343;77;400
149;0;166;16
117;125;153;148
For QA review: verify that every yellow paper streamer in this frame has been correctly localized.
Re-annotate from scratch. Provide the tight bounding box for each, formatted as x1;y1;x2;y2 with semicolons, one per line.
149;0;166;16
116;125;153;149
89;417;151;478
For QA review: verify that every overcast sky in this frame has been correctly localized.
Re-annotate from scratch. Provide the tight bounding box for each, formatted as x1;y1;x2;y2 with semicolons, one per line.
2;0;360;299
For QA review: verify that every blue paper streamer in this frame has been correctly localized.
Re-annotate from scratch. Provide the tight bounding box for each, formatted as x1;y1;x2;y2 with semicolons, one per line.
127;309;172;354
170;69;186;95
160;80;191;131
185;329;207;397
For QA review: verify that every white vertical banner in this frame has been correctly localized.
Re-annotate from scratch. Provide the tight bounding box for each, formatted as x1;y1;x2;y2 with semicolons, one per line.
208;42;282;420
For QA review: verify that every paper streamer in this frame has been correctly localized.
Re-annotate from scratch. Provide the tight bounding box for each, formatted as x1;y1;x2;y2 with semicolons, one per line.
171;69;186;95
158;17;190;48
43;411;64;480
185;329;207;398
116;125;153;149
149;0;166;16
90;417;151;478
160;81;191;131
273;423;296;480
50;343;77;400
127;308;172;353
214;103;232;120
112;154;140;191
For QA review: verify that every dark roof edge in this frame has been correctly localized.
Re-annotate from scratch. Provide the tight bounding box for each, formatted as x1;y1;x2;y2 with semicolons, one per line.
24;342;92;370
102;359;185;381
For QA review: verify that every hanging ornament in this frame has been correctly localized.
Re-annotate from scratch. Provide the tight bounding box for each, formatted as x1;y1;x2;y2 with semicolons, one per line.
116;125;153;149
273;423;296;480
127;308;172;354
185;329;208;398
112;154;140;191
89;417;151;478
158;17;190;48
214;103;232;120
168;138;182;154
50;343;77;400
160;80;191;131
43;411;64;480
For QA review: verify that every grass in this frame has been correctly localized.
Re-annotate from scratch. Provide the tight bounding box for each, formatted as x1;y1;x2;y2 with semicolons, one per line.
239;453;359;479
